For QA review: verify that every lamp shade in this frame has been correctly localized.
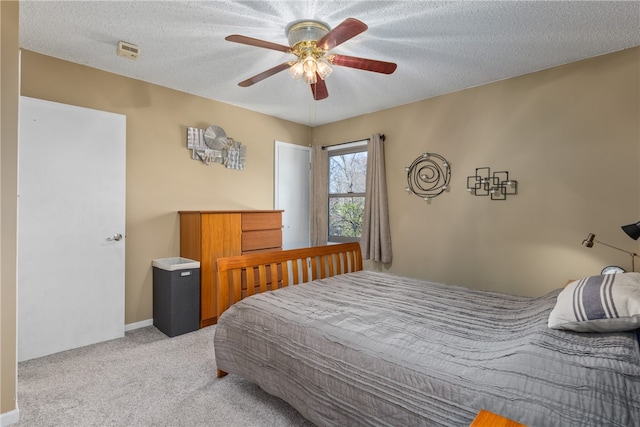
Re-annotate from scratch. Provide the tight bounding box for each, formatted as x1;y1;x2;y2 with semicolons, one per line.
622;221;640;240
582;233;596;247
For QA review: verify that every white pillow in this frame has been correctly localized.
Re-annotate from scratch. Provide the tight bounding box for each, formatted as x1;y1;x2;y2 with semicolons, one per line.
548;272;640;332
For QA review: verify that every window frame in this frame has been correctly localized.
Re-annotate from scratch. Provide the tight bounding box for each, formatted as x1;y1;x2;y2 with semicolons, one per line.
327;140;368;243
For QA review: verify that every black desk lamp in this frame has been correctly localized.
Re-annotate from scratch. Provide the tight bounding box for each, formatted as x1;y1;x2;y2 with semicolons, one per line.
622;221;640;240
582;220;640;273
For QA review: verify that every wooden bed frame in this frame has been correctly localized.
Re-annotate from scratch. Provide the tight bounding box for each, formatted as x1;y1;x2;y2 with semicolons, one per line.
215;242;363;377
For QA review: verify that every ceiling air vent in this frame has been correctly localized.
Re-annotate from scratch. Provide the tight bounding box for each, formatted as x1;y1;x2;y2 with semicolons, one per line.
116;41;139;60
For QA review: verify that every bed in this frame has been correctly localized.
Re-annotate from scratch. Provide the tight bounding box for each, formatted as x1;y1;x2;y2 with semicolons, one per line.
214;242;640;426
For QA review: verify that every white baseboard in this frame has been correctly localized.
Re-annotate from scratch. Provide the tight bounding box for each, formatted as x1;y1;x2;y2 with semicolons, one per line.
124;318;153;332
1;407;19;426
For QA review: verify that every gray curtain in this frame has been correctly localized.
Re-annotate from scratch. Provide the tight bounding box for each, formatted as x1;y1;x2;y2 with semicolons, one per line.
360;133;392;263
311;144;328;246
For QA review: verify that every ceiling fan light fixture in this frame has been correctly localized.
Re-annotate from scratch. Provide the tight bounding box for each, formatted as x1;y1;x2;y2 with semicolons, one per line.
288;61;304;80
227;17;396;100
285;20;330;47
303;67;317;84
303;74;317;85
288;53;332;85
316;60;332;80
302;55;316;73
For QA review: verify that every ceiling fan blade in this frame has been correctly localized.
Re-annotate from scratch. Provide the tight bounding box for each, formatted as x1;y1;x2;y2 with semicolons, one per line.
328;54;397;74
225;35;291;53
310;76;328;100
316;18;368;51
238;62;293;87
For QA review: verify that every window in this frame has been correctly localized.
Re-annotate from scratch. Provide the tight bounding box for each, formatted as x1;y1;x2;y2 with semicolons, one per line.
328;141;367;242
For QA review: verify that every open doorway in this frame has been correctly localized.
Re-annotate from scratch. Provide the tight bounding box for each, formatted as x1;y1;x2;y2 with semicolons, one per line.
274;141;311;249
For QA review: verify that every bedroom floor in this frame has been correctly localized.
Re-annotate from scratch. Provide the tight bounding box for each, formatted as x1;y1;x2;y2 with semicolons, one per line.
16;325;315;427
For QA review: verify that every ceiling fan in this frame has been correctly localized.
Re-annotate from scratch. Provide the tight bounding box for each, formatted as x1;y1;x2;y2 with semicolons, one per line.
225;18;397;100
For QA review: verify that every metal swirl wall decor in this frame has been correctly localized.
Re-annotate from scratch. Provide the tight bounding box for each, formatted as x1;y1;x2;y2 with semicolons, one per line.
405;152;451;202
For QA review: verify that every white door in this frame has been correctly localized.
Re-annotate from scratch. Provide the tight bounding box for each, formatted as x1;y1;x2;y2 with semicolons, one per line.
275;141;311;249
18;97;126;362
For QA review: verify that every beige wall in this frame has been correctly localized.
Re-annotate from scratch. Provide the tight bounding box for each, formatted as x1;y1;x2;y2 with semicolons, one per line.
1;0;19;417
314;47;640;296
19;50;310;325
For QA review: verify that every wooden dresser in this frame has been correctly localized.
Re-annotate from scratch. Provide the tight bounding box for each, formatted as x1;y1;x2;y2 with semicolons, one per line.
178;210;283;327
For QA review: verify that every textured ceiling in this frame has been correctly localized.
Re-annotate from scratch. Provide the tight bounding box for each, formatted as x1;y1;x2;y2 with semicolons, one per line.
19;1;640;127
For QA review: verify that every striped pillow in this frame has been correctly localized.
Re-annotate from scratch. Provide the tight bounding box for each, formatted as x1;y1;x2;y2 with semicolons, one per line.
548;272;640;332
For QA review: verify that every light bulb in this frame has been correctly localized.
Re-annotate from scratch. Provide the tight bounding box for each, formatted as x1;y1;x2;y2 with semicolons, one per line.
302;56;316;73
316;60;332;80
303;69;317;84
288;62;304;80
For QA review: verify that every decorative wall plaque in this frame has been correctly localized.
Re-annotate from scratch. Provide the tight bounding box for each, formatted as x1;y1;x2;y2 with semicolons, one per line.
405;153;451;202
466;167;518;200
186;125;246;169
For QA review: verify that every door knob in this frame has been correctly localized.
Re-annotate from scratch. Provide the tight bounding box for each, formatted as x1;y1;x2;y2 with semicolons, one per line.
107;233;123;241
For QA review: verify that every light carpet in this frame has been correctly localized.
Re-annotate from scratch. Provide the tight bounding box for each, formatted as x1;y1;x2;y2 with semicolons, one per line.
16;325;315;427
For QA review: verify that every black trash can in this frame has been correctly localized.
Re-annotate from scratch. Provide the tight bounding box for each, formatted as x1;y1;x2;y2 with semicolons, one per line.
152;257;200;337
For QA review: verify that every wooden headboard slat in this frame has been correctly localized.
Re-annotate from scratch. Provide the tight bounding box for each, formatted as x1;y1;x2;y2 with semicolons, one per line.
232;269;241;303
216;242;363;318
269;262;279;290
304;259;311;283
258;265;268;294
340;252;347;274
218;269;229;311
292;260;300;286
320;257;324;280
246;268;255;298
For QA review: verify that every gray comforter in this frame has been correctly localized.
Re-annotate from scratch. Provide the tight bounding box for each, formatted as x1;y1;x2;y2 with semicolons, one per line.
214;271;640;426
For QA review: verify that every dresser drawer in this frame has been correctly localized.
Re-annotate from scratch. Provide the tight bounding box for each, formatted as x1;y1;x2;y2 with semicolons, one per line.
242;229;282;252
242;212;282;231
